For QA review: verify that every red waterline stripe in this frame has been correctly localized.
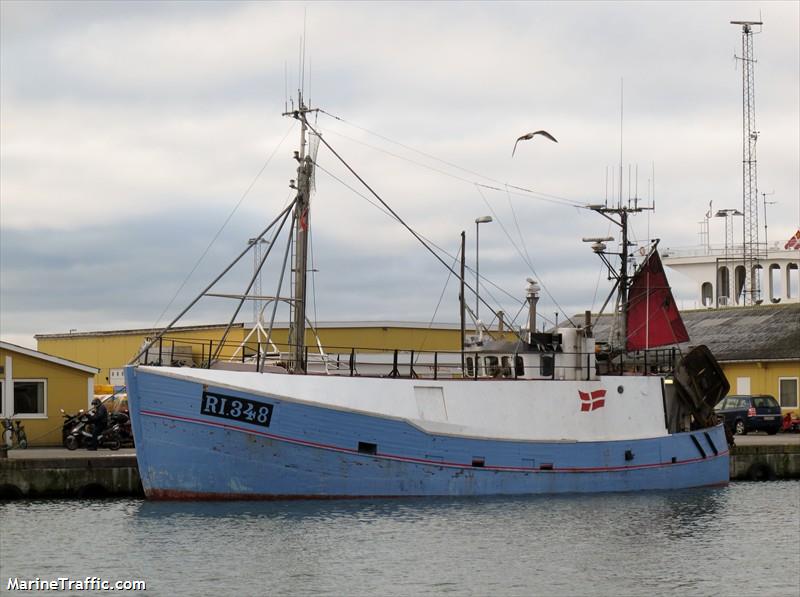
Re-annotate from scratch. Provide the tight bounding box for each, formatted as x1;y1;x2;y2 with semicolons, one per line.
139;409;728;474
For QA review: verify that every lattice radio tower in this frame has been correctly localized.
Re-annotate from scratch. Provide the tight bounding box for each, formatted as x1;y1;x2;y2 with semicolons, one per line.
731;19;765;305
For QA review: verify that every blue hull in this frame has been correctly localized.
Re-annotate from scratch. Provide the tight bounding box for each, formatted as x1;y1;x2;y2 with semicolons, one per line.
126;367;730;499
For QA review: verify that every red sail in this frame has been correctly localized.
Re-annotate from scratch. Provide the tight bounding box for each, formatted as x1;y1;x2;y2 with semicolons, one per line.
625;250;689;351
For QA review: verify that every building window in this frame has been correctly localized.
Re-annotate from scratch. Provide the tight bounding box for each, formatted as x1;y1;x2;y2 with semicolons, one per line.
779;378;798;409
0;381;4;417
13;380;46;417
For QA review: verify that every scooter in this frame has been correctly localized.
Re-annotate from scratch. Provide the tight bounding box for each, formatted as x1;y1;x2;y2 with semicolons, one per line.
60;408;84;448
109;410;134;447
2;417;28;449
65;414;122;451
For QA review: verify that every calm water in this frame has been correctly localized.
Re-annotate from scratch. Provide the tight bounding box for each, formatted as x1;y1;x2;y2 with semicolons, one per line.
1;482;798;597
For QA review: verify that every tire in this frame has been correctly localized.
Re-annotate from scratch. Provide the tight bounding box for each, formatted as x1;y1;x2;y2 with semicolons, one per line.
65;435;79;451
767;429;778;436
107;437;121;451
734;420;746;435
18;437;28;449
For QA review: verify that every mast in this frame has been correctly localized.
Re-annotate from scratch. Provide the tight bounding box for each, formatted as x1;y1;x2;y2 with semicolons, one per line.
285;92;316;373
587;204;651;352
619;209;629;345
459;230;466;374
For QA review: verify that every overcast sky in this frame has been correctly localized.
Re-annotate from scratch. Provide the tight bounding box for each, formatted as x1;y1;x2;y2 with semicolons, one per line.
1;1;799;349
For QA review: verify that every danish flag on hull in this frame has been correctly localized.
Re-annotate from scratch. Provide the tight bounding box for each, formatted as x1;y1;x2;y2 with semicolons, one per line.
579;389;607;412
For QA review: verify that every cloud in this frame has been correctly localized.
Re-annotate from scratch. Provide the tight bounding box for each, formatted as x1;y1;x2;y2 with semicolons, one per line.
1;1;798;348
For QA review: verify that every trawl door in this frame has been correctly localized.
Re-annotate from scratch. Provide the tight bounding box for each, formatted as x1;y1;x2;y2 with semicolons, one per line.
414;386;447;421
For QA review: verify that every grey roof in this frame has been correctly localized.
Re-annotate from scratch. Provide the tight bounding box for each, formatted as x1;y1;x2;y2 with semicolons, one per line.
586;303;800;362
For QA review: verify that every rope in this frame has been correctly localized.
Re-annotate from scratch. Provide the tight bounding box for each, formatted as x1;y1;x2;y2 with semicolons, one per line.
414;243;462;365
474;184;576;327
150;121;297;331
313;162;525;312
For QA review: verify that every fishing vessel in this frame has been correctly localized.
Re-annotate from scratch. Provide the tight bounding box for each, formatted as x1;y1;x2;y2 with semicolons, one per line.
125;96;730;499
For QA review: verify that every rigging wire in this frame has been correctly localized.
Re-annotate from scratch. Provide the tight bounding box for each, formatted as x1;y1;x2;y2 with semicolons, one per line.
591;221;615;312
474;184;576;327
311;116;591;329
318;109;583;207
302;117;507;322
414;242;462;364
312;161;526;311
149;121;297;332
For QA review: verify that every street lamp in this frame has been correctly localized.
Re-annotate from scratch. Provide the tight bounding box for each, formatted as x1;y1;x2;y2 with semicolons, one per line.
714;209;743;305
475;215;493;320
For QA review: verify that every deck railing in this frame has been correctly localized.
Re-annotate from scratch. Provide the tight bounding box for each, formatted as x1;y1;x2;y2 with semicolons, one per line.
138;336;680;380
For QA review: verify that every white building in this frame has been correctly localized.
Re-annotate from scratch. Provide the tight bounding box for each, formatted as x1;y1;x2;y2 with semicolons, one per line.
663;232;800;308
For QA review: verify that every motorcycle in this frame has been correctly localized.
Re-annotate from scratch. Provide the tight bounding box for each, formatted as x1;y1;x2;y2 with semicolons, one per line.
2;417;28;449
109;410;134;447
65;414;122;451
60;408;85;448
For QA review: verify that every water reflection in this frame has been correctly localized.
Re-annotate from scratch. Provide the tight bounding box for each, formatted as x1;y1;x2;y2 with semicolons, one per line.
2;483;797;597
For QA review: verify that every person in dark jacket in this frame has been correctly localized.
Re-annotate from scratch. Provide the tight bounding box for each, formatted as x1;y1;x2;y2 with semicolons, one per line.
87;398;108;450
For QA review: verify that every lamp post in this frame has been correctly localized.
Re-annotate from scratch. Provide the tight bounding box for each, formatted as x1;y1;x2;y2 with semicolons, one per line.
714;209;743;305
475;216;493;320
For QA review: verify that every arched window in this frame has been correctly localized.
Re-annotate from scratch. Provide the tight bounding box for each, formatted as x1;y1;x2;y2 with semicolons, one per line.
701;282;713;307
717;266;730;305
769;264;782;302
735;265;747;304
787;263;799;299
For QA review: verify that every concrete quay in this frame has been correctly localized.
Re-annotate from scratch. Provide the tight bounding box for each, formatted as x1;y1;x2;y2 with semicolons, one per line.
0;448;143;499
730;434;800;481
0;436;797;499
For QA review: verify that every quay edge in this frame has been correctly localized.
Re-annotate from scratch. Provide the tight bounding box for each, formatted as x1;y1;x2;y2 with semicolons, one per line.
0;451;143;499
730;442;800;481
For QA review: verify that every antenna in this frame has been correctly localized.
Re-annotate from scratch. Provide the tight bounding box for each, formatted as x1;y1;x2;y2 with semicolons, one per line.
651;162;656;211
761;190;776;248
731;18;765;304
619;78;623;209
301;8;307;95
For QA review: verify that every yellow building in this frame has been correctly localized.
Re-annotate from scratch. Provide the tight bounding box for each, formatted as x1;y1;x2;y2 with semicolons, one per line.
1;341;99;447
684;303;800;415
35;321;500;386
593;303;800;415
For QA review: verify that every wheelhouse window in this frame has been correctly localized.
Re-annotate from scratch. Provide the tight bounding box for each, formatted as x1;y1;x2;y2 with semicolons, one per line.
13;380;46;416
515;356;525;377
779;378;799;408
541;355;554;377
501;356;512;378
484;356;500;377
465;356;474;377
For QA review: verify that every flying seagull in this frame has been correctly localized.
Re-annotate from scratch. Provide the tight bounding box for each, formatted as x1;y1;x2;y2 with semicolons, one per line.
512;130;558;157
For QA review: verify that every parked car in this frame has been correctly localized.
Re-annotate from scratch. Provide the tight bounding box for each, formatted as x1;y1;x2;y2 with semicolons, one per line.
714;394;783;435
